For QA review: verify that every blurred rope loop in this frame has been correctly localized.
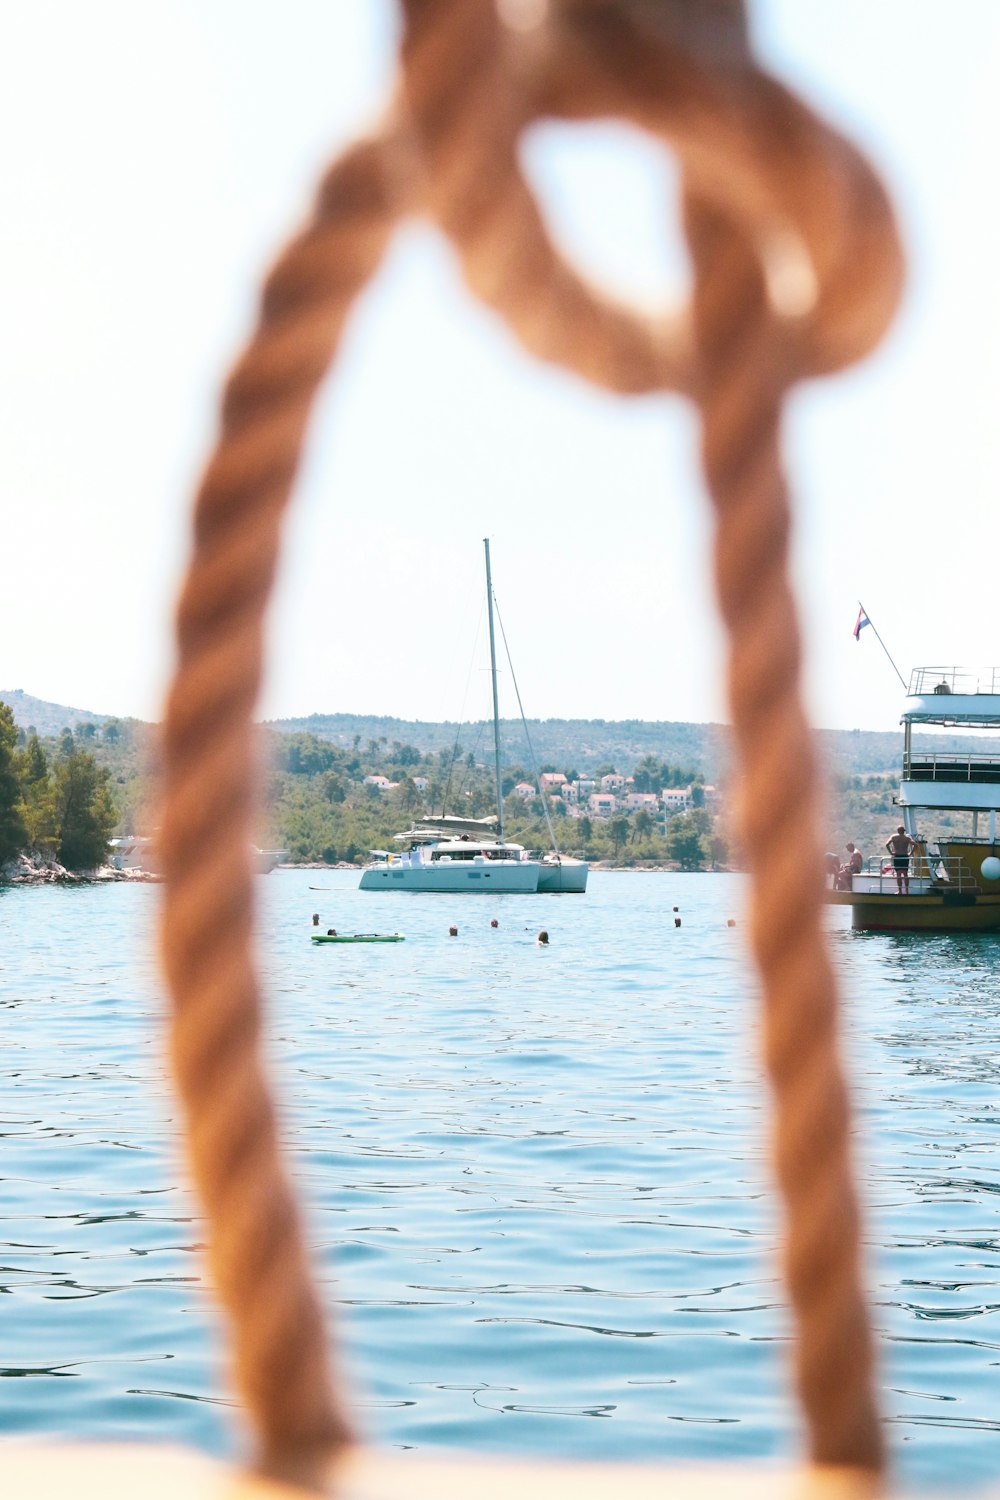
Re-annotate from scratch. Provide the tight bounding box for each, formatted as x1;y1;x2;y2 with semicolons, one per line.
397;0;903;394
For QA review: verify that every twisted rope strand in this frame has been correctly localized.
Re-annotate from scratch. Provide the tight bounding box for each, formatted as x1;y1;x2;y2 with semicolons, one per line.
159;132;406;1489
684;195;883;1469
401;0;692;393
158;1;902;1479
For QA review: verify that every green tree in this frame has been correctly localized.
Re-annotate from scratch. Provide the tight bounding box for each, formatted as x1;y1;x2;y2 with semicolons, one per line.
666;810;710;870
54;744;116;869
394;776;421;815
631;808;655;844
322;771;346;804
578;815;593;843
709;833;729;869
0;702;27;864
631;754;661;793
16;732;59;856
609;815;629;859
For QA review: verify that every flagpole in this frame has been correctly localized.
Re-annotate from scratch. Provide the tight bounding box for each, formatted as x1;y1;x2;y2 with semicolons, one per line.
857;601;908;691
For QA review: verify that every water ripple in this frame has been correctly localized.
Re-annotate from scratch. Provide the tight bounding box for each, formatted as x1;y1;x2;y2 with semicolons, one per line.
2;874;1000;1486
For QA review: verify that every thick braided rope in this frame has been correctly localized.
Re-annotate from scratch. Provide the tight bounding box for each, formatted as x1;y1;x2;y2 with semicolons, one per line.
159;132;409;1489
400;0;896;1467
401;0;901;395
400;0;693;394
157;0;902;1481
683;194;883;1468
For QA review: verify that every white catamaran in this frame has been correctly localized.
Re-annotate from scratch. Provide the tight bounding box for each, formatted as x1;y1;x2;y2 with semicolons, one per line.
359;541;587;895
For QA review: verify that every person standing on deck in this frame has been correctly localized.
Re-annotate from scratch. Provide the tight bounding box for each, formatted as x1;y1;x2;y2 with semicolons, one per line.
886;826;916;895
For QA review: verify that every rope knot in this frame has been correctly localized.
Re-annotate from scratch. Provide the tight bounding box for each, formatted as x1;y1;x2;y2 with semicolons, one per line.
400;0;902;394
161;2;904;1481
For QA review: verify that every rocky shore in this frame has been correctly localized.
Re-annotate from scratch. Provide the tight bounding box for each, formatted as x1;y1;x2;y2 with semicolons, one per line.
0;853;158;885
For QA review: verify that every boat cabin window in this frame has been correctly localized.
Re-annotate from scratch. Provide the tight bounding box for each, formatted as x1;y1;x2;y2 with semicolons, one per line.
428;845;518;862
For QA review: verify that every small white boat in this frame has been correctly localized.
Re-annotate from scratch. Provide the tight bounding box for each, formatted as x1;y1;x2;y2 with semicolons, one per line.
359;540;586;895
253;847;286;873
359;815;588;894
108;835;160;875
108;837;284;876
360;834;540;893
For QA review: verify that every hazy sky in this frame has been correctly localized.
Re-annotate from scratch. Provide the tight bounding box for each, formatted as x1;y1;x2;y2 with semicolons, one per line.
3;2;998;733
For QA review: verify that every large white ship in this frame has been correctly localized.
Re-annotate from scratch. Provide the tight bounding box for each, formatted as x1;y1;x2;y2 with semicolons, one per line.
828;666;1000;931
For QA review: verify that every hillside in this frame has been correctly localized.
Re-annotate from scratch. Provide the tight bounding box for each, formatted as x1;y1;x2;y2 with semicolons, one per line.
268;711;1000;782
9;692;1000;781
6;693;1000;871
1;689;113;737
267;712;734;779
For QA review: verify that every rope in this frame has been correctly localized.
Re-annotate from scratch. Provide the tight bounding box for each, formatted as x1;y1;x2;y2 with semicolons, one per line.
399;0;693;393
159;132;410;1490
683;193;883;1467
158;0;903;1485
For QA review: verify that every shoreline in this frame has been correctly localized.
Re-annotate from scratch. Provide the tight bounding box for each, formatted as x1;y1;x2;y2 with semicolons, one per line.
0;854;159;886
3;857;738;885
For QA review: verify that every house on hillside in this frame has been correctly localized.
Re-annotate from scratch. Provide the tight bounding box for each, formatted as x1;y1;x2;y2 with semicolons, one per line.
626;792;660;813
364;774;398;791
512;781;535;799
588;792;618;819
540;772;567;794
600;773;625;793
661;786;692;814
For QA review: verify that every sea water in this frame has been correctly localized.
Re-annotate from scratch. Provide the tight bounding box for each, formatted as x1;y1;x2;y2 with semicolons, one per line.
1;870;999;1489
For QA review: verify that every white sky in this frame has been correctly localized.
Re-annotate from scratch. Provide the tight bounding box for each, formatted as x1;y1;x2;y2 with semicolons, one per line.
3;2;999;733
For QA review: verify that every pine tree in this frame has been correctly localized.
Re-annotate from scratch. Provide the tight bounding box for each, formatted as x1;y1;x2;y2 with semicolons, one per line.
53;743;116;870
0;702;28;864
16;732;59;857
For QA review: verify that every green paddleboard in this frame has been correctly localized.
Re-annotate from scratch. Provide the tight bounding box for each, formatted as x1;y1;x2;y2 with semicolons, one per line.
311;933;405;944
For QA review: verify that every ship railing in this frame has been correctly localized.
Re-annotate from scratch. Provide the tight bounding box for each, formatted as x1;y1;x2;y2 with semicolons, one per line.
847;854;981;895
908;666;1000;696
904;752;1000;783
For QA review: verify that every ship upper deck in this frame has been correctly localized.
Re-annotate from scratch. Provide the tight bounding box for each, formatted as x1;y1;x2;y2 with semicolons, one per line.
904;667;1000;726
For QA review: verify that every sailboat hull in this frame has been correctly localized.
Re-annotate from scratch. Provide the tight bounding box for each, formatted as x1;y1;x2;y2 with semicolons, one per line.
359;862;540;893
536;858;588;893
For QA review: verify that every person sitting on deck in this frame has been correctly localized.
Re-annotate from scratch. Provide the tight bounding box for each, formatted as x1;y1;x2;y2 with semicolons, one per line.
835;842;863;889
885;826;916;895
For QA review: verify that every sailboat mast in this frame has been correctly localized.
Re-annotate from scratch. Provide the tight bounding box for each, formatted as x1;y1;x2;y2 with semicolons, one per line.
484;537;505;844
